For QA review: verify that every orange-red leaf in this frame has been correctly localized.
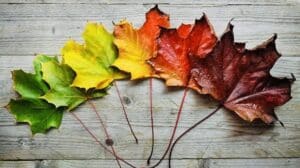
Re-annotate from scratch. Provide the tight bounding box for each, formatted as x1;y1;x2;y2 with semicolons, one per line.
113;5;170;79
149;14;217;87
190;23;293;123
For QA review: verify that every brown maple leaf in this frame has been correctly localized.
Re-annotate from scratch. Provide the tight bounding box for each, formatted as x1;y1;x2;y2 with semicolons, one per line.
190;23;294;124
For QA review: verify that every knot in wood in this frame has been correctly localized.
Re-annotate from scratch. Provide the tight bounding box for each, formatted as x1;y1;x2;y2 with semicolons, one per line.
105;138;114;146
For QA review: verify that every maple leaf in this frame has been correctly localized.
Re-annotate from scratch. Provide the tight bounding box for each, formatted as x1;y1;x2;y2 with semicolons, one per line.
145;15;217;167
6;55;63;134
7;99;63;134
190;23;293;123
62;22;127;90
112;5;170;79
149;14;217;87
40;59;107;110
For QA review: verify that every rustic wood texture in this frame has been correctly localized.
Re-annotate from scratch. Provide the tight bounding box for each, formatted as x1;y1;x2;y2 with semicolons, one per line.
0;0;299;168
1;158;300;168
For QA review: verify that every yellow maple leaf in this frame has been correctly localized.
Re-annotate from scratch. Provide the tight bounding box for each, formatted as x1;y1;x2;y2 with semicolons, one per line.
62;22;127;90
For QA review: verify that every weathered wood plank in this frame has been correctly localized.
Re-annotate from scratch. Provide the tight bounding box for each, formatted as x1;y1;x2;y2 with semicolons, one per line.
1;158;299;168
0;3;299;56
1;4;299;22
208;158;300;168
1;112;299;160
0;0;297;5
0;159;201;168
0;20;299;56
41;159;201;168
39;158;300;168
0;161;40;168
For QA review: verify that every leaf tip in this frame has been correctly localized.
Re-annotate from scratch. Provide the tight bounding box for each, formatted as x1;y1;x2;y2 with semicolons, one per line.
194;13;216;39
4;101;10;110
290;73;296;82
278;120;285;128
149;4;167;17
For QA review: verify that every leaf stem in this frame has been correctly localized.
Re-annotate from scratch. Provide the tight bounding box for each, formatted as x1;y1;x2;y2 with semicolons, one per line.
168;104;222;168
149;87;189;168
70;112;136;168
146;77;154;165
87;100;122;168
114;81;139;144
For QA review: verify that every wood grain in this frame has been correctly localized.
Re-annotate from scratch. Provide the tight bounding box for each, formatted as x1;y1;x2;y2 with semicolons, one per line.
0;0;297;5
208;158;300;168
0;3;299;56
0;161;40;168
1;159;300;168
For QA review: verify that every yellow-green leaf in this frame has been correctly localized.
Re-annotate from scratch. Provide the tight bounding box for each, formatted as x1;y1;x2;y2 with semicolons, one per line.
62;22;127;90
41;60;86;110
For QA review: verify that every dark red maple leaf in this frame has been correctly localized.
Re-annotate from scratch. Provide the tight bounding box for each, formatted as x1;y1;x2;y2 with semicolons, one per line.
190;23;294;124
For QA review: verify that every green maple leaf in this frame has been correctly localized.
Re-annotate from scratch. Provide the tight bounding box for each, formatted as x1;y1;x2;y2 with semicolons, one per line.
7;99;64;134
13;55;57;99
6;55;63;134
7;54;108;134
40;59;107;110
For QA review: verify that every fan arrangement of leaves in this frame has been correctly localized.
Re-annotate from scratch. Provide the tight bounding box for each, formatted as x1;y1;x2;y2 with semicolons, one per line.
6;5;295;168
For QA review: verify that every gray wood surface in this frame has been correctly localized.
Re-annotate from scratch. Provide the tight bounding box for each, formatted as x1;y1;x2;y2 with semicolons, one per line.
1;158;300;168
0;0;299;167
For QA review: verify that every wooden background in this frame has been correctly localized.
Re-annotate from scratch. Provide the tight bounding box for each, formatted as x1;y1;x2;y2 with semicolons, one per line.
0;0;300;167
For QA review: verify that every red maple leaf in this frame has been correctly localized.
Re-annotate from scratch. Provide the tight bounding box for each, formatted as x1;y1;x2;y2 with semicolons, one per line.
149;14;217;87
190;23;294;124
146;14;218;168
